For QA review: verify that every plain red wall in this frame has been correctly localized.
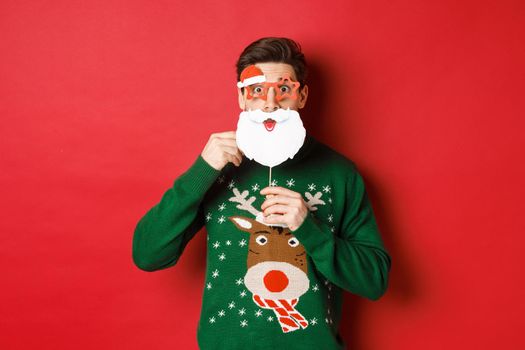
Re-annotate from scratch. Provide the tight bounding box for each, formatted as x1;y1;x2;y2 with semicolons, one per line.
1;0;523;349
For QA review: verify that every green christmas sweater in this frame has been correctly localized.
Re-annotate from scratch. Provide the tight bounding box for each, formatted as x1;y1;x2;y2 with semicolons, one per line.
133;133;391;349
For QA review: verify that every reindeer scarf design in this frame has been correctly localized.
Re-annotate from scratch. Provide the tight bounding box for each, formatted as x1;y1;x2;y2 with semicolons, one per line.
228;187;325;333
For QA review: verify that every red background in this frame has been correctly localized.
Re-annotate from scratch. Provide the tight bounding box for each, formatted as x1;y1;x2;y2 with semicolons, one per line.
1;0;524;349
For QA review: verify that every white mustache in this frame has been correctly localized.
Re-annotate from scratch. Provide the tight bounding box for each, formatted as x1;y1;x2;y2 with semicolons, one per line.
243;108;296;123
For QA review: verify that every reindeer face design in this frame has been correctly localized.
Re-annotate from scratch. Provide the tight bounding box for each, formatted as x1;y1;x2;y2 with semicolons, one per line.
227;186;326;332
229;216;309;300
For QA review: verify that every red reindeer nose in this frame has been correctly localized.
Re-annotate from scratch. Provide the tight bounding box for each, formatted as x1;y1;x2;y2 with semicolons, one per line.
263;270;289;292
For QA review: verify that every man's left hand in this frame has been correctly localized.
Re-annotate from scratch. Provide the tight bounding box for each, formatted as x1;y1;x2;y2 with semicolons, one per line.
260;186;308;231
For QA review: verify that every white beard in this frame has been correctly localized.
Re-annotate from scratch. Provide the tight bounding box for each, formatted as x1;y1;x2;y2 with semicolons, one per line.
236;108;306;167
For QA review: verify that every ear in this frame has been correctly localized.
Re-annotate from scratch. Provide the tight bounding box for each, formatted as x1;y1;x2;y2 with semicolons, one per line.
297;84;309;109
238;88;246;110
229;216;254;232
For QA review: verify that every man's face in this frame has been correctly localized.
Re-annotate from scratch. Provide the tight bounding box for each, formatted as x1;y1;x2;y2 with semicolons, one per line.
237;62;308;112
235;62;308;167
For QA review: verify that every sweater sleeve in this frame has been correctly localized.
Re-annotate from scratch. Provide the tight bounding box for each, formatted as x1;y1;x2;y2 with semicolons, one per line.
290;167;391;300
132;154;221;272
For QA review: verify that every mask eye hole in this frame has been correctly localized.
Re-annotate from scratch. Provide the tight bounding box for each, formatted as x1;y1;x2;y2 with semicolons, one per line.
250;85;266;96
288;237;299;247
279;85;291;94
255;235;268;246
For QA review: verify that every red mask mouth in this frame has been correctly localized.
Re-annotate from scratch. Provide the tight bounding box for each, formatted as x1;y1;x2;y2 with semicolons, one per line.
263;118;276;132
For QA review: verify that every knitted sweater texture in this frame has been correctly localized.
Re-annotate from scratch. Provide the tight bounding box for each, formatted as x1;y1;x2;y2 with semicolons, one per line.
133;133;391;349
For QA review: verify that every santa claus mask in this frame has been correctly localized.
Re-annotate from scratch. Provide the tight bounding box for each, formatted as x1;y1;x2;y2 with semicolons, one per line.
236;65;306;168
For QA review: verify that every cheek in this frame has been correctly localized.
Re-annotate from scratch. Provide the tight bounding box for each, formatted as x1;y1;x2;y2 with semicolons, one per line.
279;99;300;109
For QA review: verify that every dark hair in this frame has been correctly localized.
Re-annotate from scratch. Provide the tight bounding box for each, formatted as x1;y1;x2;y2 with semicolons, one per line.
236;37;308;89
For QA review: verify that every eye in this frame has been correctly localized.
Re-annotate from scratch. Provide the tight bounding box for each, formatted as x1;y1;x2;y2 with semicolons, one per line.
279;85;291;93
255;235;268;245
252;85;264;94
288;237;299;247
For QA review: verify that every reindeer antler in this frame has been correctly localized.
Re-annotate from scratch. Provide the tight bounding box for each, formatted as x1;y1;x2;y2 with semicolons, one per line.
229;188;261;217
304;191;326;211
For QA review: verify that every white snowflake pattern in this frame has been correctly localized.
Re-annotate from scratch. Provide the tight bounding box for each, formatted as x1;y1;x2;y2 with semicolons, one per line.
212;241;220;249
312;284;319;292
205;212;212;222
238;308;246;316
270;179;278;186
226;240;232;246
255;309;263;317
206;282;212;290
218;310;225;317
228;180;235;189
218;253;226;261
235;278;244;285
328;198;333;203
228;301;236;309
212;269;219;278
251;183;260;191
322;185;331;193
330;226;335;233
240;319;248;327
310;317;318;325
239;290;247;298
239;239;247;247
209;316;216;324
307;183;316;191
267;316;274;322
217;175;226;184
328;214;333;222
286;178;295;187
217;215;226;224
218;202;226;211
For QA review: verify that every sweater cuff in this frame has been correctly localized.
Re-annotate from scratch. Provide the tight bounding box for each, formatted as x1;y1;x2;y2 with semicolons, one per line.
179;154;222;196
290;211;332;252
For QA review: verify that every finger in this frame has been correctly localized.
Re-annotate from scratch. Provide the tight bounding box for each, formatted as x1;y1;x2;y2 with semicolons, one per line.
260;186;302;199
263;204;292;216
219;140;243;161
225;152;241;166
262;213;292;226
212;131;237;140
219;138;241;148
222;147;242;165
220;145;241;156
261;195;298;211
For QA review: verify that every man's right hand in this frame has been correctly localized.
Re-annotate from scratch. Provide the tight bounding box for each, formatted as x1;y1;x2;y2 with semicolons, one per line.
201;131;244;171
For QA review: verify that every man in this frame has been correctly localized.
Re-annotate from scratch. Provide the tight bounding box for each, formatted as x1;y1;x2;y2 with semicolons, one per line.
133;37;391;349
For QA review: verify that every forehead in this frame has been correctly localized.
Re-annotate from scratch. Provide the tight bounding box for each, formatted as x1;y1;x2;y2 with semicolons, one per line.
254;62;297;82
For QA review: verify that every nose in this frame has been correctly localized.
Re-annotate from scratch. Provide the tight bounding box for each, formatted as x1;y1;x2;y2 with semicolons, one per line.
263;270;289;292
263;87;279;112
